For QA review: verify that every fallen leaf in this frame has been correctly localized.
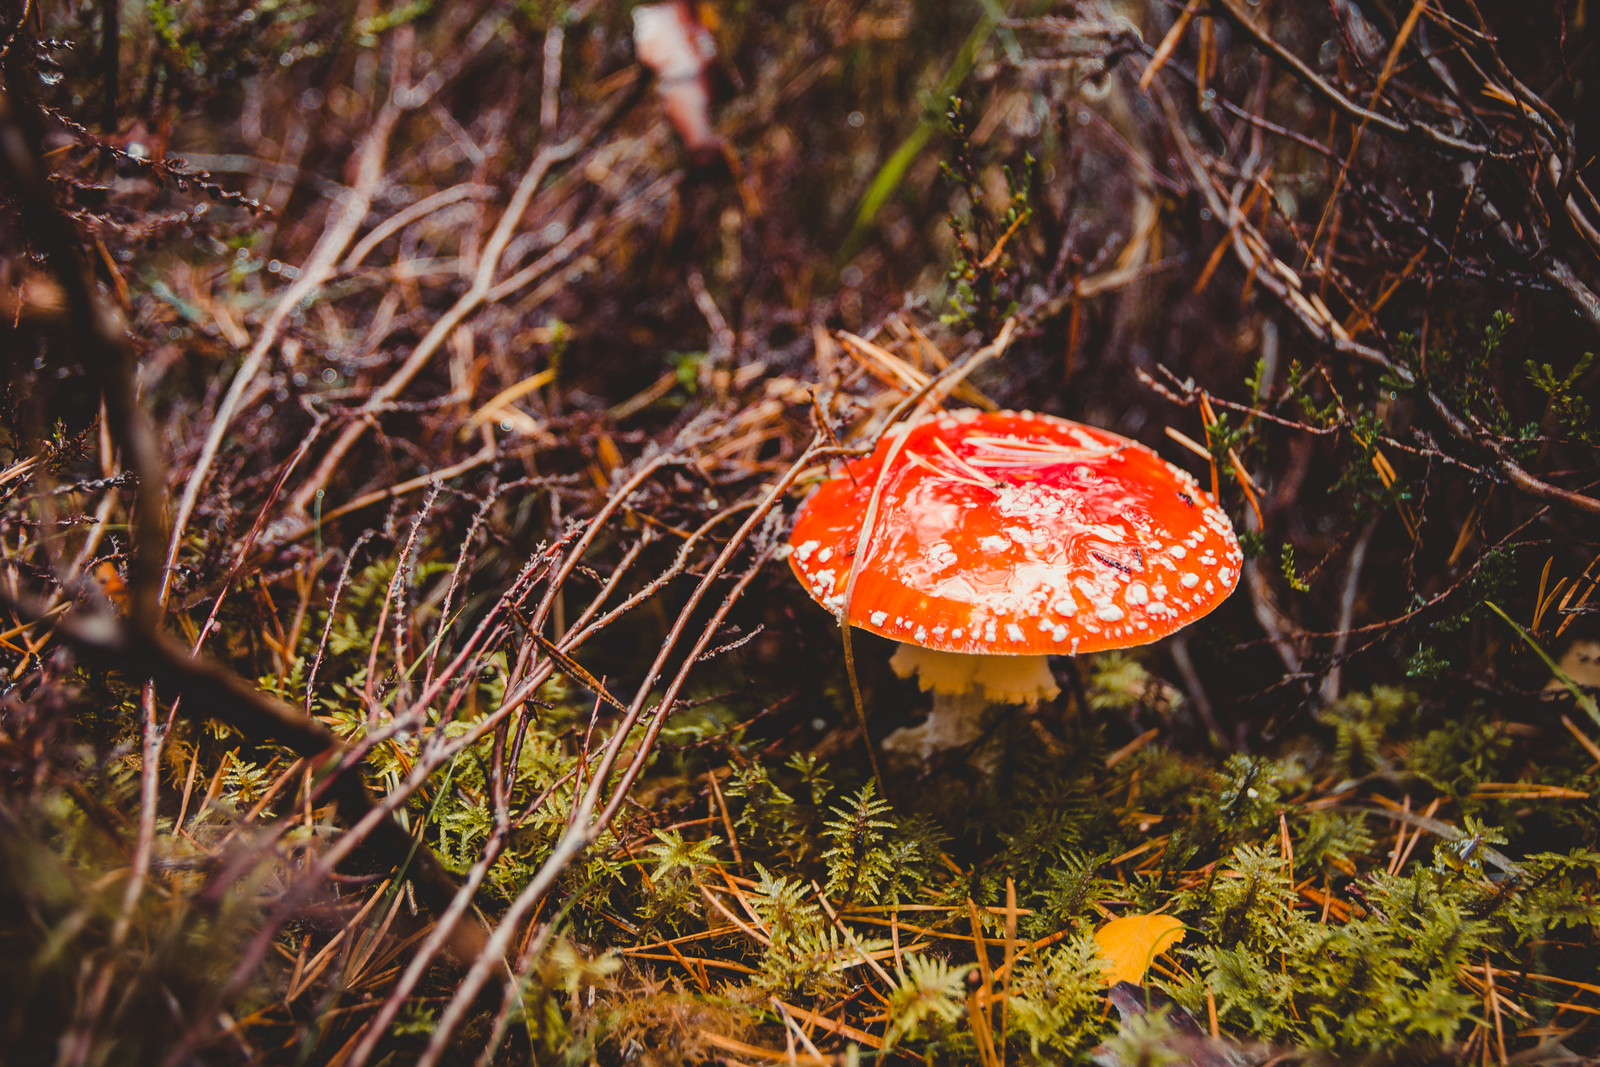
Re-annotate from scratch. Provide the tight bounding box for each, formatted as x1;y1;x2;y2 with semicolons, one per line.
96;561;129;610
1093;913;1186;986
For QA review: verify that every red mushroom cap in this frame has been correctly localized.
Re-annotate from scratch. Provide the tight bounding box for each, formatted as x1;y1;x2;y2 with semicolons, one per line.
788;409;1243;656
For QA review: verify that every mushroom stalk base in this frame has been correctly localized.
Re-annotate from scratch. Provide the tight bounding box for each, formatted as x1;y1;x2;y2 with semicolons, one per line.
881;686;993;764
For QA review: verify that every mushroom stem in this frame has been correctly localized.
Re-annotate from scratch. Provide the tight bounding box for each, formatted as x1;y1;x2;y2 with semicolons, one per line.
888;644;1061;704
882;644;1060;764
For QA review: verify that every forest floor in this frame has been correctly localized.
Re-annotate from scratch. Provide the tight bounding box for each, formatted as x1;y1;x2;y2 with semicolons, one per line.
3;1;1600;1064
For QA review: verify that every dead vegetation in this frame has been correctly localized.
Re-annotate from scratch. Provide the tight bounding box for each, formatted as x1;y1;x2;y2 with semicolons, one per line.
2;0;1599;1063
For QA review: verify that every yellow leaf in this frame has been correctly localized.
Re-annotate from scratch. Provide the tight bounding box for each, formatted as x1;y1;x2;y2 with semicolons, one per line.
1093;913;1186;986
96;562;128;609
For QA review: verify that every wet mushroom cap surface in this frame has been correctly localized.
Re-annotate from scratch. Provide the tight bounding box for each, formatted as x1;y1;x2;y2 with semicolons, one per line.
788;409;1243;656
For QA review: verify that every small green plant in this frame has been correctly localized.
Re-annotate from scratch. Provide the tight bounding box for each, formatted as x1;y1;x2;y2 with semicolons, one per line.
1279;542;1311;592
1526;351;1596;442
939;99;1033;334
748;865;888;996
1007;936;1105;1057
639;829;721;931
821;781;895;901
884;954;967;1047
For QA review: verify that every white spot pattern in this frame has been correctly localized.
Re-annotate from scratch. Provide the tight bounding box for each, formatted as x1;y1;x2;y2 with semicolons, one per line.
786;410;1244;656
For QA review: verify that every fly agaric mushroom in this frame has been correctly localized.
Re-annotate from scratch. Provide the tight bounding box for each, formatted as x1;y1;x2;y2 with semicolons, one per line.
788;409;1242;759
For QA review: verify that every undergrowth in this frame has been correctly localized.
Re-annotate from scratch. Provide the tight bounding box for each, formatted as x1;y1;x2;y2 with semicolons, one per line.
3;0;1600;1063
